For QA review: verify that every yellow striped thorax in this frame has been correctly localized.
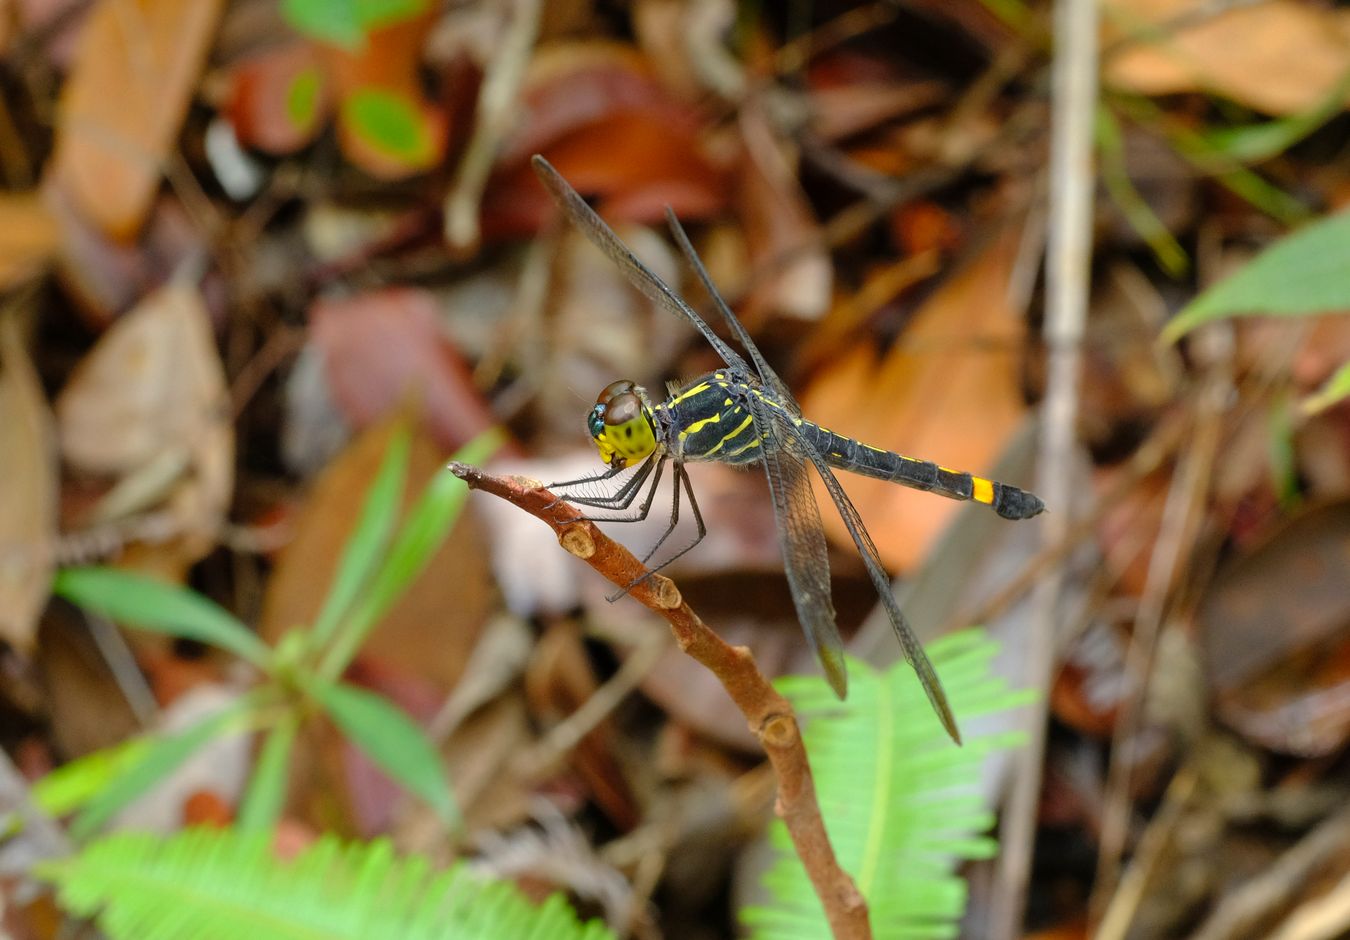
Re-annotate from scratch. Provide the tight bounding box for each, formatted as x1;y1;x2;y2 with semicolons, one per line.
588;379;658;469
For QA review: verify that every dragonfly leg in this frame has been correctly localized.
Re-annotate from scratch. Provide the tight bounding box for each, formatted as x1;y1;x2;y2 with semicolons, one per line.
570;456;667;522
607;462;707;601
543;463;631;510
554;457;656;512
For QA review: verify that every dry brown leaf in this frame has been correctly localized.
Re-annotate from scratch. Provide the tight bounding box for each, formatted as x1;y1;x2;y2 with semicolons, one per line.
737;103;831;323
0;318;56;651
51;0;226;238
55;282;233;560
1104;0;1350;115
0;193;60;289
798;227;1028;571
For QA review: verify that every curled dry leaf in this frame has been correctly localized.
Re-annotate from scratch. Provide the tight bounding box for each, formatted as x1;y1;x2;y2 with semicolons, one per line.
798;227;1029;571
51;0;226;239
0;318;57;651
1105;0;1350;116
55;282;233;562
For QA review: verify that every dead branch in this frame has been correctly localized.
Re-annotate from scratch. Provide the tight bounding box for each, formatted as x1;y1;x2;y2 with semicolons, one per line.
447;462;871;940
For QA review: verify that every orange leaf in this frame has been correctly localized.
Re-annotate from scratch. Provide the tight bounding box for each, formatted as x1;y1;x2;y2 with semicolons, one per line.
52;0;226;239
800;228;1029;571
1105;0;1350;115
0;192;60;289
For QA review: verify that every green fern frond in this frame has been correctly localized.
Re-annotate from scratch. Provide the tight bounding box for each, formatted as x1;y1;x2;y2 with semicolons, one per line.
39;827;615;940
741;629;1034;940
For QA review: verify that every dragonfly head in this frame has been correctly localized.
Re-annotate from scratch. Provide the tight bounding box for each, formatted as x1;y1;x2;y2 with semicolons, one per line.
588;379;657;469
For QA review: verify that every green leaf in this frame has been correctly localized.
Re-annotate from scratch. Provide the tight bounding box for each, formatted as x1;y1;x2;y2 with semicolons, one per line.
342;88;435;163
54;568;270;667
32;739;151;818
39;828;615;940
741;630;1034;940
285;67;323;133
72;694;262;839
282;0;429;49
1097;105;1188;277
1162;210;1350;342
310;680;458;827
236;712;300;833
1200;68;1350;164
311;426;411;647
319;427;505;678
1301;360;1350;415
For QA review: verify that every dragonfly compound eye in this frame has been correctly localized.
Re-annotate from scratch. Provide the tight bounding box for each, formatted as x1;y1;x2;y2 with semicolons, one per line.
596;379;637;407
593;389;656;466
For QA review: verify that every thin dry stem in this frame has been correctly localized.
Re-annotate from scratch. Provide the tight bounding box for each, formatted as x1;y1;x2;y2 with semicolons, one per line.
448;462;871;940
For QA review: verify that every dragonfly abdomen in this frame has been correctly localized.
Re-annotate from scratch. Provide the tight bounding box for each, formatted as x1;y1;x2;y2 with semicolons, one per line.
799;422;1045;520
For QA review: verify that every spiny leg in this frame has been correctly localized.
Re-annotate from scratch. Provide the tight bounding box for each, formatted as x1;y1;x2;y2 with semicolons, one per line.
559;457;657;512
572;456;669;524
607;462;707;601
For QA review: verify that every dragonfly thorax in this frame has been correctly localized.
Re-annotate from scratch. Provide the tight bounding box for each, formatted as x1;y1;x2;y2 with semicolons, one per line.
588;379;658;469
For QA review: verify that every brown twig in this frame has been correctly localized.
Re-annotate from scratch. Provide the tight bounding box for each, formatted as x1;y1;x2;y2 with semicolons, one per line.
447;462;872;940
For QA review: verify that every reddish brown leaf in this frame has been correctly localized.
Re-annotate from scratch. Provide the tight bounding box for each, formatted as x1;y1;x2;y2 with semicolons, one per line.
482;42;727;239
226;41;330;155
308;287;496;451
51;0;226;239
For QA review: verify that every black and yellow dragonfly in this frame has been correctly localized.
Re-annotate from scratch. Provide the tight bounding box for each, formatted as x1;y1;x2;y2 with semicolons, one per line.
533;155;1044;744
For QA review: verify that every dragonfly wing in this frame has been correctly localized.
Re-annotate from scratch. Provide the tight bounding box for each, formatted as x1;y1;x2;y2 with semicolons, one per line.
531;156;752;375
748;397;848;698
794;429;961;744
663;207;803;415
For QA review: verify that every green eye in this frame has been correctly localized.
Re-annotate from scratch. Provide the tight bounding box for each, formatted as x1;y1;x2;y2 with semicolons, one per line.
588;407;605;438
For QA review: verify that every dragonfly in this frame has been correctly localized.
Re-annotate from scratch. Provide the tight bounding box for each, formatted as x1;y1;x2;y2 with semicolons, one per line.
532;155;1044;744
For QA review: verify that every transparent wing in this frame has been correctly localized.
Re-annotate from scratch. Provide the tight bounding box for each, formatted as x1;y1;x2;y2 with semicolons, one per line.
767;409;961;744
748;397;847;698
531;156;752;376
663;207;802;416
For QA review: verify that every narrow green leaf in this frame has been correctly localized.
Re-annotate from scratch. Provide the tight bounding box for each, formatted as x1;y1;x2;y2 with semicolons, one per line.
319;427;505;678
72;694;261;839
1201;69;1350;164
310;681;458;826
33;739;151;818
1163;210;1350;342
1301;360;1350;415
311;427;411;647
342;88;434;163
236;712;300;833
1097;106;1189;277
54;568;270;667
